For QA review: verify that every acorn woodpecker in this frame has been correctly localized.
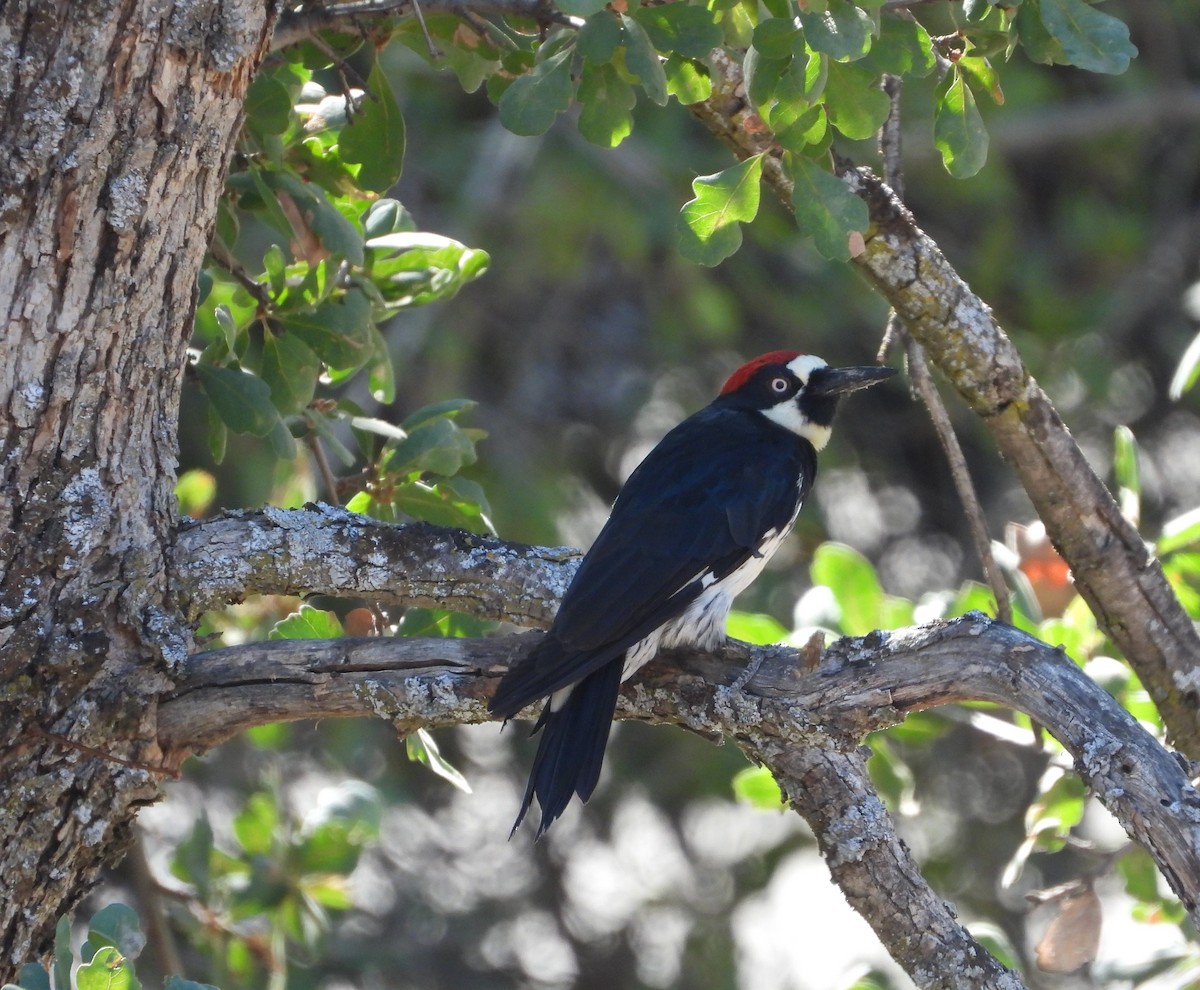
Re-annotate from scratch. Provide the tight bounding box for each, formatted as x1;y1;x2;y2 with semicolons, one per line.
490;351;895;837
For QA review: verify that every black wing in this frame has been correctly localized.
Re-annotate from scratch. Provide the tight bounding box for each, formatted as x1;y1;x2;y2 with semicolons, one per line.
491;406;814;714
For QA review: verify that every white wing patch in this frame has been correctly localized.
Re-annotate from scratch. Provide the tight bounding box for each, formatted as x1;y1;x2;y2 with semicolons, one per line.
620;487;804;682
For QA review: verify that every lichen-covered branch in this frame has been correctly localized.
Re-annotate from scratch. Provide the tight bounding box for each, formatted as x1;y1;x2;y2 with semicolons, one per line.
160;615;1200;985
691;55;1200;758
170;505;579;627
271;0;575;51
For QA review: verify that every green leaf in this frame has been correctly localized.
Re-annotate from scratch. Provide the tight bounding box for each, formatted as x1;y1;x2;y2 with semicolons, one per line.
578;11;624;64
1038;0;1136;74
732;766;784;809
823;60;890;140
1025;766;1086;851
262;244;287;298
87;904;145;961
280;289;373;373
725;610;788;645
634;4;723;59
163;979;221;990
862;14;936;76
244;73;293;139
299;781;383;873
170;815;214;897
270;604;345;640
15;964;51;990
744;47;792;110
676;154;764;267
362;198;414;239
498;48;574;136
752;18;799;60
556;0;609;15
1158;507;1200;556
76;947;139;990
934;68;989;178
233;792;279;856
1169;329;1200;400
809;542;884;635
340;60;406;192
261;330;320;415
798;0;874;62
407;728;474;792
1015;1;1067;65
53;916;72;990
365;233;491;308
1113;424;1140;521
577;62;636;148
621;14;669;106
196;364;280;438
664;56;712;105
387;417;478;476
401;397;478;430
957;54;1004;104
789;155;869;262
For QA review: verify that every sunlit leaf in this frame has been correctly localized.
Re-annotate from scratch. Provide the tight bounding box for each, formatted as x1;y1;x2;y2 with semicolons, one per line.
407;728;473;792
726;610;788;645
664;55;712;105
809;542;884;635
577;61;636;148
732;766;785;809
270;605;345;640
233;792;280;856
676;154;764;267
1169;329;1200;400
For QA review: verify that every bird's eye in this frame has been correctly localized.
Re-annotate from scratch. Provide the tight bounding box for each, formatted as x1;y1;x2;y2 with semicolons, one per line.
770;376;791;393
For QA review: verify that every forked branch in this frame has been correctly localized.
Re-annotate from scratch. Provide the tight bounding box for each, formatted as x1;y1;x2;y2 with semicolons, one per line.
160;614;1200;988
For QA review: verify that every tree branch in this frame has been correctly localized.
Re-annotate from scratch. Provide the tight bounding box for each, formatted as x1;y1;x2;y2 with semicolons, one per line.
170;506;579;627
271;0;577;51
159;616;1200;961
688;53;1200;757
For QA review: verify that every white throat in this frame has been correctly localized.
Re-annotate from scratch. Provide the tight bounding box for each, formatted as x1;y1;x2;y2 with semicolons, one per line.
760;355;833;450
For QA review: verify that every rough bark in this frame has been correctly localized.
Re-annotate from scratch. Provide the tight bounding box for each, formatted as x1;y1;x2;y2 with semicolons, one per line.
689;52;1200;758
158;615;1200;988
172;506;579;627
0;0;278;974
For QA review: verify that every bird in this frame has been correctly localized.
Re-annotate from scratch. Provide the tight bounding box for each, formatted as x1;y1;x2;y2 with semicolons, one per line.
489;350;896;837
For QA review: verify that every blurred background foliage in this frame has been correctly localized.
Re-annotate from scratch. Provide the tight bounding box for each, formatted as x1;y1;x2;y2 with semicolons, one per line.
74;0;1200;988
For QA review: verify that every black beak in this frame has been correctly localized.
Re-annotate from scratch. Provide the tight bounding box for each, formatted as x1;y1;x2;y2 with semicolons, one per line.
808;364;897;397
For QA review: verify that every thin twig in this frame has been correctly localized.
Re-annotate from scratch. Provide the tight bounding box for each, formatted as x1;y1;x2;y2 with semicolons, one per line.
129;832;185;980
305;431;341;505
875;76;1012;623
906;335;1013;622
410;0;443;58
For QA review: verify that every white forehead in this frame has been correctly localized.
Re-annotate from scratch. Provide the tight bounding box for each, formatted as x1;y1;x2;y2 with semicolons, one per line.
786;354;827;381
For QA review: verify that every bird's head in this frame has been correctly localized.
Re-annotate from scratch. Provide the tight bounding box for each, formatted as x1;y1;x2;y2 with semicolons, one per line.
718;350;896;450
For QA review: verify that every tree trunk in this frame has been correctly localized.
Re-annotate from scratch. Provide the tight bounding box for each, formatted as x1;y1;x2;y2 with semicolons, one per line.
0;0;277;975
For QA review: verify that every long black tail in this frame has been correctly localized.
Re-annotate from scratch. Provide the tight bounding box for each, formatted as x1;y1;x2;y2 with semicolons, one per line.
511;660;624;838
